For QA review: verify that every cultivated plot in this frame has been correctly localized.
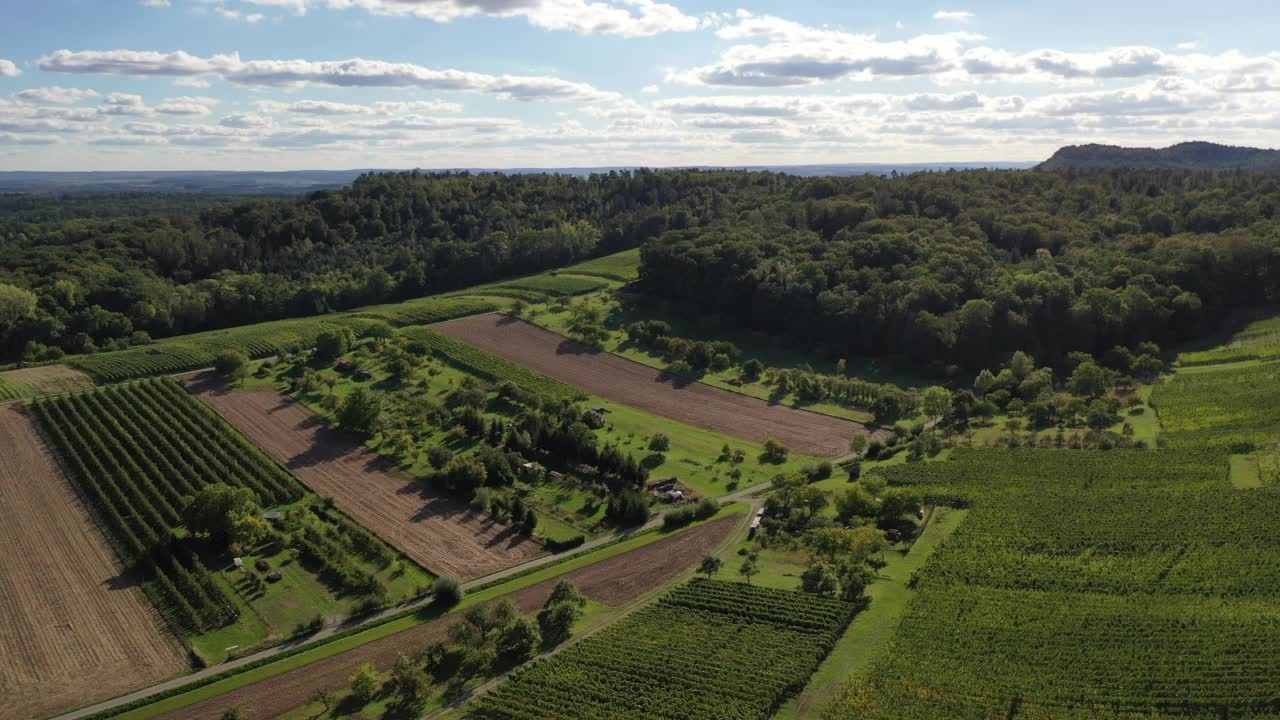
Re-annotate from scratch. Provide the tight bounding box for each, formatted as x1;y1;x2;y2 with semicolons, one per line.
0;405;184;720
432;315;865;457
190;380;542;579
148;514;740;720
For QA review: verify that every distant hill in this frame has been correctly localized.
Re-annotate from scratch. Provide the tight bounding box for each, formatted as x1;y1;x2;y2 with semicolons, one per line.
0;162;1035;195
1039;142;1280;171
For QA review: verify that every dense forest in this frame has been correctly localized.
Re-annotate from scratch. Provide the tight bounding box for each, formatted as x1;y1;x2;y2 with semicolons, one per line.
0;171;778;360
640;169;1280;370
3;167;1280;368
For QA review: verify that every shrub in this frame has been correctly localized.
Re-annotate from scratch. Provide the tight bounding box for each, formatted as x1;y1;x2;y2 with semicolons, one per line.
803;461;834;481
648;433;672;452
427;445;454;470
545;535;586;552
760;438;789;464
432;576;464;607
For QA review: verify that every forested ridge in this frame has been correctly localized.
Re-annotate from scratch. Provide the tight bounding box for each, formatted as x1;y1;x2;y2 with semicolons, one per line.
0;170;776;360
3;167;1280;368
640;168;1280;369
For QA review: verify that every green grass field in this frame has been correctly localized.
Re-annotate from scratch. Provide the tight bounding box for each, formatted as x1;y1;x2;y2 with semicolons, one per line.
253;331;823;539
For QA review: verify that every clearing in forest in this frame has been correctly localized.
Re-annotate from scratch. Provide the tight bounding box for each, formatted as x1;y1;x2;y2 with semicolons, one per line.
0;405;184;720
432;315;865;457
190;380;543;579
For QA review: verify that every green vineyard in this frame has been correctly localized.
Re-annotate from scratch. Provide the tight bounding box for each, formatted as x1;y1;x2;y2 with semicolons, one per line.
1151;359;1280;451
475;579;854;720
70;297;494;383
823;449;1280;718
399;325;584;403
32;378;304;634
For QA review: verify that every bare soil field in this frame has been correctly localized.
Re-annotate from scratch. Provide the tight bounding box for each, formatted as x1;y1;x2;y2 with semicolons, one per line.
189;379;542;580
152;514;739;720
0;405;184;720
434;315;866;457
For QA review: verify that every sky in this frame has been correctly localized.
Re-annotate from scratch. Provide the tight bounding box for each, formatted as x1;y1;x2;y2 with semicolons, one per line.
3;0;1280;170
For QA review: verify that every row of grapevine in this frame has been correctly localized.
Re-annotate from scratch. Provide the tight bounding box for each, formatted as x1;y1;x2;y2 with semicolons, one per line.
474;580;853;720
826;448;1280;717
399;326;585;403
1150;359;1280;451
30;378;308;635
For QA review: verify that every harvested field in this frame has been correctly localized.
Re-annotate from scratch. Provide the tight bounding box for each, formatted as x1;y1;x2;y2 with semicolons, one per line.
0;364;93;401
188;378;542;580
0;405;184;720
433;315;866;457
151;514;739;720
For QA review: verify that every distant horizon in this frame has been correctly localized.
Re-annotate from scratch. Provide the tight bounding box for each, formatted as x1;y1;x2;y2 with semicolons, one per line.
7;1;1280;170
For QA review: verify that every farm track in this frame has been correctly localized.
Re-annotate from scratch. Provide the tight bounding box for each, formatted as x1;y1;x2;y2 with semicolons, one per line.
148;514;740;720
432;315;865;457
0;405;185;720
187;377;543;580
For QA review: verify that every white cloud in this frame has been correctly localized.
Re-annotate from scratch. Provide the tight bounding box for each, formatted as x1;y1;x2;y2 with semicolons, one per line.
100;93;152;115
0;60;21;78
174;77;212;88
641;84;659;94
216;7;266;22
40;49;620;102
138;0;171;6
933;10;974;22
257;98;464;115
1177;40;1199;51
0;132;62;145
903;91;982;110
244;0;704;37
156;101;213;115
220;112;273;128
13;87;100;105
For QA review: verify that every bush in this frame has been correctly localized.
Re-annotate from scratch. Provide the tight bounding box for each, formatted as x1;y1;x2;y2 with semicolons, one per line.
606;489;650;526
545;535;586;552
427;445;454;470
760;438;789;464
432;576;464;607
803;461;834;481
648;433;672;452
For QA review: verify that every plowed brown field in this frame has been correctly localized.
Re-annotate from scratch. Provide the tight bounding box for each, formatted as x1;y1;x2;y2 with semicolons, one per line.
151;513;740;720
0;405;184;720
188;379;542;580
434;315;865;457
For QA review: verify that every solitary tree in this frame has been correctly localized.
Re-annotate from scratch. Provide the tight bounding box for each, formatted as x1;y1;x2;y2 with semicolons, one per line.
183;484;259;548
349;663;381;706
1069;361;1113;399
214;350;249;384
739;557;759;585
920;386;954;423
698;554;723;579
760;438;789;464
848;432;869;456
314;329;351;360
338;387;384;434
310;688;332;714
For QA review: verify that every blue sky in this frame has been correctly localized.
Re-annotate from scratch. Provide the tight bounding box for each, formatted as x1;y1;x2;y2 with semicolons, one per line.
2;0;1280;170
